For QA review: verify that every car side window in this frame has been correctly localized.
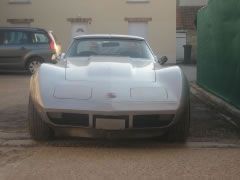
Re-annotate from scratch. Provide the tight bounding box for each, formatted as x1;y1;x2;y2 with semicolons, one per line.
0;31;4;45
33;32;49;44
3;31;32;45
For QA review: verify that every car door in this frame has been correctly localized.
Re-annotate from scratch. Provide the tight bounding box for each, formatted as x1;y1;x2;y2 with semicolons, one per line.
0;30;33;69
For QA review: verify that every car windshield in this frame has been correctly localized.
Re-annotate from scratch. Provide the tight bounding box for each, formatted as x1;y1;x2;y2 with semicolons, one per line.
67;38;154;59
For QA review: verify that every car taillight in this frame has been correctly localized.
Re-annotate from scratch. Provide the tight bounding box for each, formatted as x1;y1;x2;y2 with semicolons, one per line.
50;40;54;50
49;39;56;51
48;33;57;52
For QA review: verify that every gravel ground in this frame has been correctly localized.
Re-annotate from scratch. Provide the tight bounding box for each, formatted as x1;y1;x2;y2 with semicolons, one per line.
0;147;240;180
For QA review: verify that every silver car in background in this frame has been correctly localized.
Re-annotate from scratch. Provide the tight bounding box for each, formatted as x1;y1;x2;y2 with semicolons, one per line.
0;27;60;74
29;35;190;142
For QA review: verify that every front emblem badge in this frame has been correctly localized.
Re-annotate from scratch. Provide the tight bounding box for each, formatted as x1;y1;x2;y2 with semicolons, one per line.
107;92;117;99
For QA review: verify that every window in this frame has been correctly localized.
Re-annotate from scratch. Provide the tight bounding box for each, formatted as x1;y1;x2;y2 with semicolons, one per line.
68;38;154;59
3;31;32;45
33;32;49;44
0;31;4;45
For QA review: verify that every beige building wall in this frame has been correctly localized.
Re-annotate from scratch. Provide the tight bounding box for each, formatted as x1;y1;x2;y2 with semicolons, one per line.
0;0;176;63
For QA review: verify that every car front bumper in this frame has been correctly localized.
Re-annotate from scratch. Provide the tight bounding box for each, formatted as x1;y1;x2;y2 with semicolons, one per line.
36;107;187;138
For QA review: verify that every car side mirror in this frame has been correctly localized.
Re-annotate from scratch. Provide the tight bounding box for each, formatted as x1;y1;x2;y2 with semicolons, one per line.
158;56;168;65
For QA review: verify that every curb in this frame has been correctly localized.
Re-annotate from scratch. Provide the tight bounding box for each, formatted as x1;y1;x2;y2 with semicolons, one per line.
190;82;240;127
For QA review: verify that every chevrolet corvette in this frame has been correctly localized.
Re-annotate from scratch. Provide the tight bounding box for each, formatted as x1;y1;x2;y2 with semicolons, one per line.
28;35;190;141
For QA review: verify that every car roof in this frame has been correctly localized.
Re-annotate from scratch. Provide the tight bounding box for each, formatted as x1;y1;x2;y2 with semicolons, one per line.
0;27;47;32
74;34;145;40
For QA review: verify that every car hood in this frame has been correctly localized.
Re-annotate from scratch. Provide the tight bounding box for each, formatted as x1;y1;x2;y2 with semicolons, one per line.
65;56;156;82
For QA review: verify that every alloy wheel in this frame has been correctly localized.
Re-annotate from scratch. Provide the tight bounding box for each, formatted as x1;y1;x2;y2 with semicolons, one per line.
28;60;42;74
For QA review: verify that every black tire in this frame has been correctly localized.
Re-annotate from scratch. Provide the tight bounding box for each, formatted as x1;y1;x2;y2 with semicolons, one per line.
28;96;53;141
166;102;190;142
26;57;43;74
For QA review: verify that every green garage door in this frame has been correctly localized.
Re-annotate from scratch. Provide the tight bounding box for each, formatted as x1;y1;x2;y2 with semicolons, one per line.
197;0;240;109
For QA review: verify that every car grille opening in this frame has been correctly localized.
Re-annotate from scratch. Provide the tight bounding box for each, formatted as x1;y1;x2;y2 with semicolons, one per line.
47;113;89;127
133;114;174;128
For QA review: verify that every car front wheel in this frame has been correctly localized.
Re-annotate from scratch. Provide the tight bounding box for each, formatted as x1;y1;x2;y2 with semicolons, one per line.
26;57;43;74
166;101;190;142
28;96;53;141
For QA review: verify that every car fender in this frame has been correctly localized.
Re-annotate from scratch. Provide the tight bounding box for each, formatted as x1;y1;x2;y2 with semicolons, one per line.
30;63;65;111
156;66;189;111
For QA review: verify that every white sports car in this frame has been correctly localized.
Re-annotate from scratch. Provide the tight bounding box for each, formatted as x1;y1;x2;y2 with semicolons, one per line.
28;35;190;141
